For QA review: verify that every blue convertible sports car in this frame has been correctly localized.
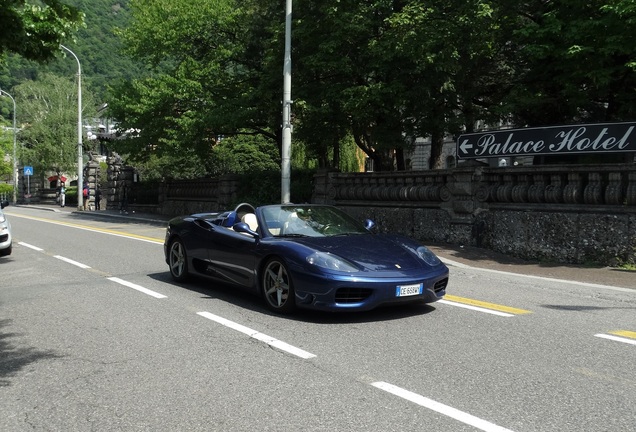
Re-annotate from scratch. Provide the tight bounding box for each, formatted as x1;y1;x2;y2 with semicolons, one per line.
164;203;449;313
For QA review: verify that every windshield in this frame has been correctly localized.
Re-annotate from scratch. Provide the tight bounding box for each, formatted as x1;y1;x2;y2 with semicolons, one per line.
261;205;369;238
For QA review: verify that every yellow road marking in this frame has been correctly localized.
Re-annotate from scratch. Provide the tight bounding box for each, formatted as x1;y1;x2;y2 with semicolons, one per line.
444;294;532;315
609;330;636;340
8;213;164;244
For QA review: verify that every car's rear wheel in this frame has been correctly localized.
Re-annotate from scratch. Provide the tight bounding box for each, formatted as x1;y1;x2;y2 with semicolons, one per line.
168;238;189;281
261;258;296;313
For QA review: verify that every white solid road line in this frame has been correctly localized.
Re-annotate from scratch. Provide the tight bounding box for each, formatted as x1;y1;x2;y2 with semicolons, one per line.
372;381;515;432
197;311;316;359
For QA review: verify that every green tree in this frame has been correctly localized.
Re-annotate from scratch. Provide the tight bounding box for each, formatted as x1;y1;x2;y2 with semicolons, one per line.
292;0;412;171
504;0;636;125
371;0;515;168
0;0;84;62
1;0;141;102
14;72;96;176
209;134;280;176
0;123;13;180
107;0;636;176
107;0;284;175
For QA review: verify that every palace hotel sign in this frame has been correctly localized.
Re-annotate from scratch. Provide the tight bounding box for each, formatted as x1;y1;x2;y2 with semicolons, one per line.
457;122;636;159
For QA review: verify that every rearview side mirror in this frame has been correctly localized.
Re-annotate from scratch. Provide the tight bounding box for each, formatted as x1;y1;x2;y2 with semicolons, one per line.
233;222;260;238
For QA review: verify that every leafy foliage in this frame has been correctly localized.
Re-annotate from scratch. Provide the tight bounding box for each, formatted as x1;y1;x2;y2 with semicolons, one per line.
0;181;13;195
0;0;84;62
14;73;96;175
234;168;315;207
1;0;141;101
0;125;13;179
504;0;636;124
4;0;636;179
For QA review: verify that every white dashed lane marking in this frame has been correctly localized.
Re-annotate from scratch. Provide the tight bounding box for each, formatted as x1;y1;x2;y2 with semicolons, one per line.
197;311;316;359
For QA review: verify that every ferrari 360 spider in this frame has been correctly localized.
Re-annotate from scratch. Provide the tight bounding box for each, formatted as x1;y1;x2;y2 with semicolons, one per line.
164;203;448;313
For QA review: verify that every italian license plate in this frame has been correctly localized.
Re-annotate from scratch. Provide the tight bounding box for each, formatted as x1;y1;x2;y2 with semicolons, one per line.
396;283;423;297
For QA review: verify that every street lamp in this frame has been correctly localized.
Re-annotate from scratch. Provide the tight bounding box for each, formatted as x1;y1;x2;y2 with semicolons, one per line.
0;88;18;204
281;0;292;203
60;44;84;210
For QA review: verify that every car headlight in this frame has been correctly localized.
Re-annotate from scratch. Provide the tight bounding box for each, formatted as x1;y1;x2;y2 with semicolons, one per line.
306;252;358;272
416;246;441;266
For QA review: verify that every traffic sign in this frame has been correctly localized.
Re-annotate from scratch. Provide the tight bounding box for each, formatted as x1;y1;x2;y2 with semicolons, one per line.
24;166;34;176
457;122;636;159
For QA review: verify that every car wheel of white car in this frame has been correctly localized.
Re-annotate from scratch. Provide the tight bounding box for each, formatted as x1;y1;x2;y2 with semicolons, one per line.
262;258;296;313
0;244;11;257
168;238;189;281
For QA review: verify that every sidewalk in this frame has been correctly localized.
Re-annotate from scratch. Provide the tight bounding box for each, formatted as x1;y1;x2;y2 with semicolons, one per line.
15;203;636;291
427;243;635;290
29;204;171;225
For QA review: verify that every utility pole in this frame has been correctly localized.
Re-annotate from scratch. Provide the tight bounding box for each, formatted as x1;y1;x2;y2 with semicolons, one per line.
281;0;292;203
61;45;84;210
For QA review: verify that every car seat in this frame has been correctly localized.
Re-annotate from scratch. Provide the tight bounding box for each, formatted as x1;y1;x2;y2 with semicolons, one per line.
241;213;258;232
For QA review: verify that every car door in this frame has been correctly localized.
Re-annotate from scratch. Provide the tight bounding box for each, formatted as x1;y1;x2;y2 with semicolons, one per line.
206;226;258;289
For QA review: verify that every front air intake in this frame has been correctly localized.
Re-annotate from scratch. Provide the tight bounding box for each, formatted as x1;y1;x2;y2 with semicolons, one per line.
434;278;448;293
335;287;373;303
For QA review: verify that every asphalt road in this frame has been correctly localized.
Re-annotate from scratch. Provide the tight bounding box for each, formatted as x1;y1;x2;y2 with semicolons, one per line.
1;206;635;431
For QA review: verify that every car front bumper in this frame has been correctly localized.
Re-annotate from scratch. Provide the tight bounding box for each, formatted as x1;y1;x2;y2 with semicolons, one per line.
0;222;12;253
291;265;449;312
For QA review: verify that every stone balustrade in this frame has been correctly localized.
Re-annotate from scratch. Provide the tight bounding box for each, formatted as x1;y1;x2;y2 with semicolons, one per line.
314;164;636;208
104;157;635;265
313;164;636;266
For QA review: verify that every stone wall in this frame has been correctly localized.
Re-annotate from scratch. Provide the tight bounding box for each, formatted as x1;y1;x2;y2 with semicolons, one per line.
106;155;239;215
156;176;240;216
105;160;635;266
313;164;636;266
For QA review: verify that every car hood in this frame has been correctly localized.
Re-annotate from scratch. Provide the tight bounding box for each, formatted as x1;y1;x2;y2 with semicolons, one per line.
295;234;433;272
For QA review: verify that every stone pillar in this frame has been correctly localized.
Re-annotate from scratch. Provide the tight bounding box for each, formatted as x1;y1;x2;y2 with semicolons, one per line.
106;153;134;211
84;159;100;211
106;154;122;211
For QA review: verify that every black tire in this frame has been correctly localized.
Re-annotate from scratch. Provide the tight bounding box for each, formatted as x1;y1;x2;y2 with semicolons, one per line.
0;244;11;257
261;258;296;313
168;238;189;281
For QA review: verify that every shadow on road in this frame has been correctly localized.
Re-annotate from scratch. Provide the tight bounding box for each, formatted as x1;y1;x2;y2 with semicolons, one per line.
0;319;63;387
147;272;438;324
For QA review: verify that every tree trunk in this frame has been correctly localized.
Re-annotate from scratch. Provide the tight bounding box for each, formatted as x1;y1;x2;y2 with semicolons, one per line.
429;129;445;169
395;148;405;171
332;140;340;169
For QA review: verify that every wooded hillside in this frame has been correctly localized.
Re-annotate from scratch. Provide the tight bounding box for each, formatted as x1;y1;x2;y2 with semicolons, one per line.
0;0;140;101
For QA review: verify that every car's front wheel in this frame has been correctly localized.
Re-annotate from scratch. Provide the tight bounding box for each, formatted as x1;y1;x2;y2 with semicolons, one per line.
168;238;189;281
261;258;296;313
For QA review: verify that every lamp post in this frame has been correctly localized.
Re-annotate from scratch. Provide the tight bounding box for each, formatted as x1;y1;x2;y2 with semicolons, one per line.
60;45;84;210
0;88;18;204
281;0;292;203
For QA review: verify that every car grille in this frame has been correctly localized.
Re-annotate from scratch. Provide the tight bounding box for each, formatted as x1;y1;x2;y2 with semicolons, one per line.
335;287;373;303
0;233;8;242
434;278;448;293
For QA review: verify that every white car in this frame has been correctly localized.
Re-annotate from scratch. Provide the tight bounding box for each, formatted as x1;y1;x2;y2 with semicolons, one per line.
0;200;12;256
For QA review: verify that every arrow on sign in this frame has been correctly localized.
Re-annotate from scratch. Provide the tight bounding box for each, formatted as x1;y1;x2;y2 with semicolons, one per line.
459;139;473;154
